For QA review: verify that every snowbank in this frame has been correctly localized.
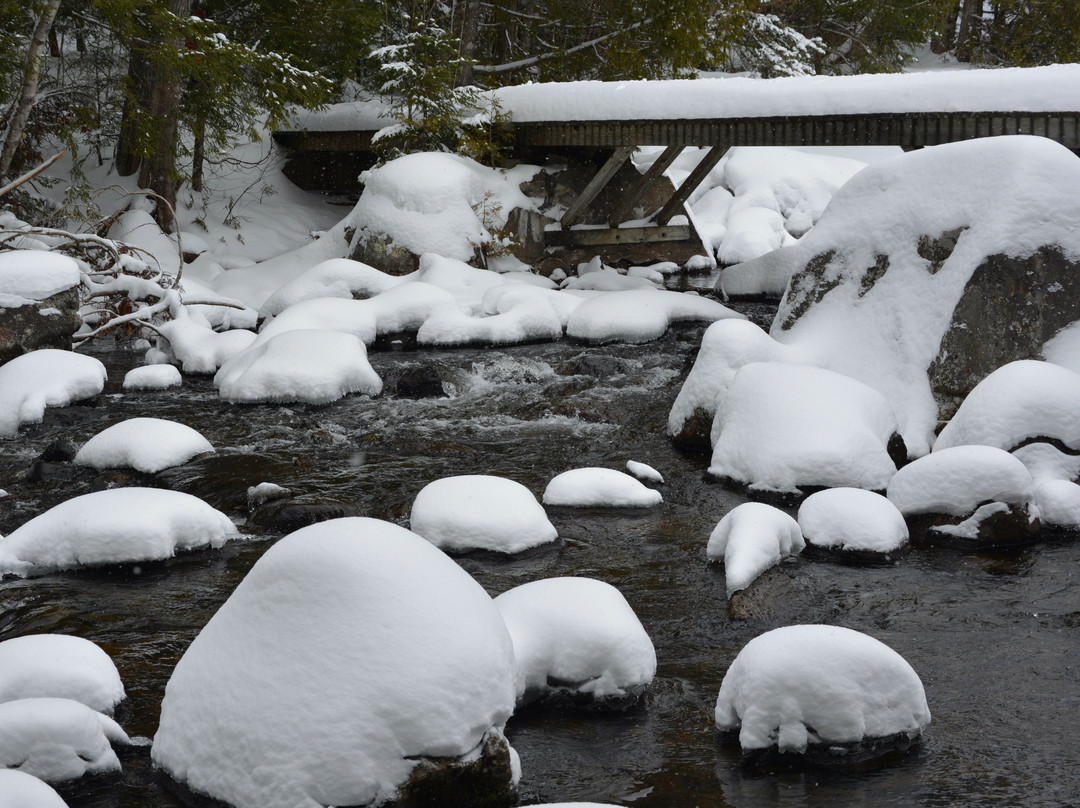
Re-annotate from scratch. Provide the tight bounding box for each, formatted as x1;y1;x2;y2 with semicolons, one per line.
708;362;898;493
543;467;663;507
409;475;557;554
74;418;214;473
0;488;240;577
152;517;520;808
0;697;130;783
495;577;656;702
706;502;804;594
0;349;107;438
798;488;908;554
0;635;125;714
715;625;930;756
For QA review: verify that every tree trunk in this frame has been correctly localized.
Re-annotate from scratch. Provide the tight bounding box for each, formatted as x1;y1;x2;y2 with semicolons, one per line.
191;113;205;192
455;0;482;86
956;0;981;61
134;0;190;231
0;0;63;180
114;44;153;177
931;2;961;54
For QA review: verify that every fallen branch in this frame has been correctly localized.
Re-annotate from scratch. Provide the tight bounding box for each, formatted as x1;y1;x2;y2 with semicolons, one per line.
0;150;67;200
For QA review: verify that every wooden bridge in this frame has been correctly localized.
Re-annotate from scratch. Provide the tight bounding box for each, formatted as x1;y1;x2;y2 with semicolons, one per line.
274;72;1080;261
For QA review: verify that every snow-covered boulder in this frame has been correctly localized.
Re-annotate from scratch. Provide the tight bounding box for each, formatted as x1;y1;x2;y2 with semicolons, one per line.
215;329;383;404
123;364;182;390
565;288;744;344
73;418;214;473
409;475;557;554
667;318;790;450
494;577;656;706
0;697;130;783
886;445;1040;546
0;349;107;438
626;460;663;484
0;769;69;808
935;360;1080;452
725;136;1080;456
708;362;899;493
798;488;909;557
715;625;930;763
706;503;804;595
543;467;663;508
0;487;240;577
152;517;520;808
0;251;83;364
258;257;406;318
0;635;125;714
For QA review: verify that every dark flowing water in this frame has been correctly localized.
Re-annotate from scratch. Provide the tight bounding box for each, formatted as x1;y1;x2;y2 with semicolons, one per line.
0;302;1078;808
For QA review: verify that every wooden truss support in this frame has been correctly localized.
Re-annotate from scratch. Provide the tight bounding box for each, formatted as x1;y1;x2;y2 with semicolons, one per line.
655;144;728;226
545;224;692;247
559;145;635;230
608;144;684;226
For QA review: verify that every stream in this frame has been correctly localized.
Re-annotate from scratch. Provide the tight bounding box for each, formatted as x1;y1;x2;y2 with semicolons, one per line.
0;298;1077;807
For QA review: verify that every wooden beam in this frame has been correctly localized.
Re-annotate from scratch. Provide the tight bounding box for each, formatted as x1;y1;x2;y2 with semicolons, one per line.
545;224;692;247
559;145;634;229
655;145;727;226
608;145;683;226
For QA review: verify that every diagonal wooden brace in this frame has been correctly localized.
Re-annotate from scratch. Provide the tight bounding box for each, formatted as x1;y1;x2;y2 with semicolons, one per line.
608;144;684;226
655;144;728;226
560;145;635;230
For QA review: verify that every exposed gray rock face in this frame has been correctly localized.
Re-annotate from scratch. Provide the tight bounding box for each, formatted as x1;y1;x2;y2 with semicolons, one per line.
0;287;82;366
348;229;422;277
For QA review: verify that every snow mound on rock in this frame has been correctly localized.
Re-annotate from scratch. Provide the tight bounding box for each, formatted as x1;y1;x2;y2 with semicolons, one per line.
0;350;107;438
123;364;182;391
0;769;69;808
707;502;804;594
0;635;125;714
798;488;909;554
935;360;1080;452
565;288;744;344
0;697;130;783
708;362;898;493
543;467;663;507
409;475;557;554
715;625;930;755
0;250;80;303
74;418;214;473
495;577;656;703
152;517;520;808
0;488;239;577
215;329;382;404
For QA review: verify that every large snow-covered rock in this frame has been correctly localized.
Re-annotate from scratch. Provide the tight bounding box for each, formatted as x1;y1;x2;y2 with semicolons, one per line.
494;577;656;705
74;418;214;473
0;251;83;364
715;625;930;762
152;517;520;808
214;329;383;404
706;503;804;595
0;697;130;783
723;136;1080;456
0;769;69;808
0;635;125;714
409;474;557;554
798;488;909;556
708;362;899;493
565;288;744;344
0;488;240;577
0;349;107;438
886;445;1040;545
543;467;663;508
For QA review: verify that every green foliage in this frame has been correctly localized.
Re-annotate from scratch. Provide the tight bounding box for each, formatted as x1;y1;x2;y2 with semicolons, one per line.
370;19;482;157
976;1;1080;66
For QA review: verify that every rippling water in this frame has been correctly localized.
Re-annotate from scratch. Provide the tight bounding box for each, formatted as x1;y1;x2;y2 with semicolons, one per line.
1;302;1077;807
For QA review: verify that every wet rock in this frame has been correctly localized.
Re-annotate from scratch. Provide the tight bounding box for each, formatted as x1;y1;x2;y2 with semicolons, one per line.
348;230;421;277
0;287;82;365
247;499;357;533
732;728;923;769
393;729;516;808
38;440;78;463
394;364;446;398
725;563;827;622
555;354;632;380
907;502;1041;550
154;453;301;513
668;406;714;453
